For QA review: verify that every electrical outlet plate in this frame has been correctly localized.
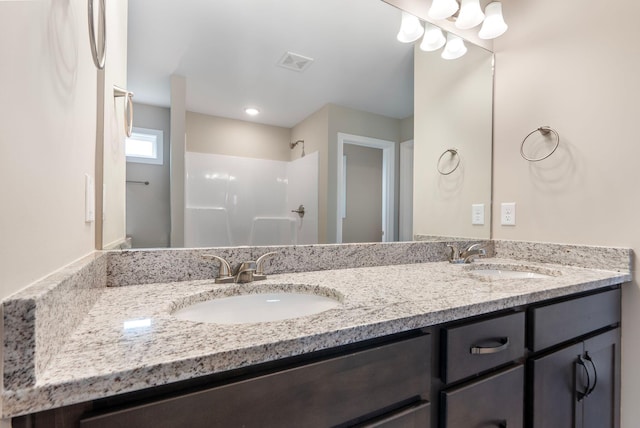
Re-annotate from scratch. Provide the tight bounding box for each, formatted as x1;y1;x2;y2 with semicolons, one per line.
501;202;516;226
472;204;485;225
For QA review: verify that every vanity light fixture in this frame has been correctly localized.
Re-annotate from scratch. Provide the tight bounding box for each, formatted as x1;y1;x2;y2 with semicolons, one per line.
396;1;508;60
244;107;260;116
441;33;467;60
397;11;424;43
455;0;485;29
478;2;508;39
428;0;459;20
420;23;446;52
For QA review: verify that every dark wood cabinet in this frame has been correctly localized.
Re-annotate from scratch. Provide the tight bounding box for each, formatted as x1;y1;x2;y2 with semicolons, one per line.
527;287;621;428
14;331;432;428
441;364;524;428
528;328;620;428
441;311;525;384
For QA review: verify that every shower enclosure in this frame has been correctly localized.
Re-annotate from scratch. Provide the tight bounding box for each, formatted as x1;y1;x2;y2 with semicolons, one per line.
184;152;318;247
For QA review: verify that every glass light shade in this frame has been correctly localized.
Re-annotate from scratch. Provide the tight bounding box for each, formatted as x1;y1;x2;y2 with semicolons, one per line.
479;2;508;39
420;23;446;51
441;33;467;60
428;0;459;20
455;0;485;29
397;11;424;43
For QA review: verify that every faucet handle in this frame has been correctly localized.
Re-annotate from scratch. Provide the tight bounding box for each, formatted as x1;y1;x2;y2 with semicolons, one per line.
465;243;483;252
254;251;278;280
447;244;462;263
202;254;234;283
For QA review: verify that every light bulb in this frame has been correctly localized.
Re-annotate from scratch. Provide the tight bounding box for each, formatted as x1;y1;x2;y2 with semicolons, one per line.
397;11;424;43
420;23;446;52
245;107;260;116
428;0;459;20
479;2;508;39
455;0;485;29
441;33;467;60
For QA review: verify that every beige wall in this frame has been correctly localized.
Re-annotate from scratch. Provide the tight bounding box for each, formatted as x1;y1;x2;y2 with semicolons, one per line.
492;0;640;425
98;0;129;249
0;0;97;299
186;112;291;161
292;105;330;242
413;43;493;239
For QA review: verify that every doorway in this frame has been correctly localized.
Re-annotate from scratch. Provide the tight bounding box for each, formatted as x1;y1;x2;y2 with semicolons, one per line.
336;133;395;243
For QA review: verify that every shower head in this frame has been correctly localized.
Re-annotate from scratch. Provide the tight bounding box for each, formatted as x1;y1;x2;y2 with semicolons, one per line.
290;139;305;157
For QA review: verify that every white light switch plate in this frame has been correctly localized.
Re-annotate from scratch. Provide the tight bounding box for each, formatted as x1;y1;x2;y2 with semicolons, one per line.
472;204;485;225
85;174;95;223
501;202;516;226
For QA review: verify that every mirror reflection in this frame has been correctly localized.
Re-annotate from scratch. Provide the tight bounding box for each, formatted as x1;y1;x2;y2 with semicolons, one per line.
120;0;492;249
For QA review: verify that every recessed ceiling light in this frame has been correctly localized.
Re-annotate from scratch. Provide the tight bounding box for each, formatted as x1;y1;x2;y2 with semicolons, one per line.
245;107;260;116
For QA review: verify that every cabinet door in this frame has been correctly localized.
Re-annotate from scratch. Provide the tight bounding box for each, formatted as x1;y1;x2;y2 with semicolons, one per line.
80;335;430;428
358;401;430;428
529;342;584;428
441;364;524;428
582;328;620;428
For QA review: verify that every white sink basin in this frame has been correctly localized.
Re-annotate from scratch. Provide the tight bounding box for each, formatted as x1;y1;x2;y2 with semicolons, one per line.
173;292;341;324
470;269;552;279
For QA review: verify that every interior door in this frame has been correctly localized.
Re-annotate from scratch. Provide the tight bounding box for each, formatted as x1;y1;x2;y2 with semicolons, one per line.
342;144;383;243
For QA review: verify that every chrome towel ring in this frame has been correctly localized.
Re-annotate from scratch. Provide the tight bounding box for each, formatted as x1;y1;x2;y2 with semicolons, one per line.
88;0;106;69
437;149;461;175
113;86;134;137
520;126;560;162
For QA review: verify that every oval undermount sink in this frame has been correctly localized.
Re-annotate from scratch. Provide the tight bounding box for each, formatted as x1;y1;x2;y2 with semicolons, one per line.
466;264;560;279
469;269;552;279
173;292;341;324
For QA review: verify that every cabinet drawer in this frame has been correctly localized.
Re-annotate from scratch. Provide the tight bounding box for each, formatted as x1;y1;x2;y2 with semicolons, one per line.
80;334;430;428
359;401;431;428
528;288;620;352
441;311;525;384
441;364;524;428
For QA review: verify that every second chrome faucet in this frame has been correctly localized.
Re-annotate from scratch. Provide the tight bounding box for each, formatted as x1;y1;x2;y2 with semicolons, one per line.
447;243;486;264
203;252;278;283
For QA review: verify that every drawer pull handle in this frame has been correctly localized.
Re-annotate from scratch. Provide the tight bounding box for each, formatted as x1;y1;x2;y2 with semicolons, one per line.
470;337;510;355
576;355;592;401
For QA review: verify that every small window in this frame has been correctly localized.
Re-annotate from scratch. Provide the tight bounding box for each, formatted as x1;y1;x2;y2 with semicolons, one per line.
125;127;164;165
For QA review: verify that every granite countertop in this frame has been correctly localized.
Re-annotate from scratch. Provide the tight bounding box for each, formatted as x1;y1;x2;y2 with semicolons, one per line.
3;257;630;417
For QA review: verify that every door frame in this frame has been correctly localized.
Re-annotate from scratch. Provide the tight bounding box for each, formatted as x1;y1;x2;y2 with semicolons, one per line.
399;140;414;241
336;132;395;243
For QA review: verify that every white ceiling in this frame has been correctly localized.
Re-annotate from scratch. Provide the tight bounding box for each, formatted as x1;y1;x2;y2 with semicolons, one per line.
127;0;414;128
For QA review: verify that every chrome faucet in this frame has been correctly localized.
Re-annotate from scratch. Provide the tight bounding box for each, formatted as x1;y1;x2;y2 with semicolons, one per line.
254;251;277;280
202;254;235;283
460;243;486;263
203;252;278;284
234;261;257;283
447;243;486;264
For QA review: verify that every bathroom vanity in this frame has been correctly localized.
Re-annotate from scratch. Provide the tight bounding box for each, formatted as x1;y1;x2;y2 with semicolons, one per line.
2;241;630;427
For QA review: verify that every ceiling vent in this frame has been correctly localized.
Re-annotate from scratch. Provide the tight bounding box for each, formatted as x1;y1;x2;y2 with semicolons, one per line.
277;51;314;72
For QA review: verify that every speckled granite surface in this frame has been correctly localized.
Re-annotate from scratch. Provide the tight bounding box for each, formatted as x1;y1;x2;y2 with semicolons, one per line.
1;241;632;416
105;240;493;287
1;250;630;417
2;253;106;392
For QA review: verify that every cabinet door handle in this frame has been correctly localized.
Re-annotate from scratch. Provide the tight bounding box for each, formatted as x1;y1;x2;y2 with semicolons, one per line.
470;337;510;355
576;355;592;401
584;353;598;396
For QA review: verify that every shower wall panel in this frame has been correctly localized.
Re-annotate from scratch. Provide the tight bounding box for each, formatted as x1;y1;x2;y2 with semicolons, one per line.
185;152;318;247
